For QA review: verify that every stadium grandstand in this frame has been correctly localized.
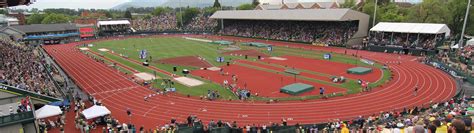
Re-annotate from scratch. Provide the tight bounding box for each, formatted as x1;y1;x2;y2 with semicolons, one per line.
97;19;132;36
130;11;216;34
368;22;451;55
211;9;369;47
0;23;80;45
0;34;65;132
131;12;179;33
0;0;473;132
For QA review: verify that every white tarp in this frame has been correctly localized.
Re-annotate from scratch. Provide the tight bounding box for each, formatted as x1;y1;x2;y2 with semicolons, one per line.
98;48;109;52
370;22;451;37
35;105;63;119
269;57;287;60
207;67;222;71
79;47;89;51
82;105;111;119
183;37;213;43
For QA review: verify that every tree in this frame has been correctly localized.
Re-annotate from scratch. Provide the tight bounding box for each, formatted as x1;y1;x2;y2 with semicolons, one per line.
252;0;260;6
467;8;474;35
27;13;46;24
378;3;406;22
237;4;255;10
362;0;377;26
341;0;356;9
96;9;114;19
203;7;218;16
30;8;39;13
213;0;221;8
41;13;70;24
124;10;132;19
44;8;79;16
378;0;391;5
446;0;469;36
406;0;448;24
152;7;171;16
177;7;200;27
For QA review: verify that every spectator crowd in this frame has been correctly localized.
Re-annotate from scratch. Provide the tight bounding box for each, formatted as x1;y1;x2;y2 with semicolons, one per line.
131;13;179;32
131;12;216;32
369;32;446;50
183;14;217;32
89;95;474;133
0;36;62;98
219;20;358;46
98;24;132;36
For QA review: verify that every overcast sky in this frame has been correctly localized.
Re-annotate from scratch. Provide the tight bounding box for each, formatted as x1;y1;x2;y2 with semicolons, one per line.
13;0;129;10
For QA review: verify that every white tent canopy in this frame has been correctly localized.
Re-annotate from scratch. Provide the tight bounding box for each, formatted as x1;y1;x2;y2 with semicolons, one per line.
35;105;63;119
452;44;459;49
467;39;474;46
97;20;130;27
370;22;451;37
82;105;111;119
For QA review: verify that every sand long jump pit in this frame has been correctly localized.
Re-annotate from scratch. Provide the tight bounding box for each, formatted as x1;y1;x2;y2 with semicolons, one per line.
134;72;157;81
173;77;204;87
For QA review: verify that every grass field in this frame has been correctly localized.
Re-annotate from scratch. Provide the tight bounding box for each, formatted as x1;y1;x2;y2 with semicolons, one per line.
87;37;391;101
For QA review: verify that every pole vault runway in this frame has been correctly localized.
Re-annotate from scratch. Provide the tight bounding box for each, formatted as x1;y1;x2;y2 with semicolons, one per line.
43;35;456;129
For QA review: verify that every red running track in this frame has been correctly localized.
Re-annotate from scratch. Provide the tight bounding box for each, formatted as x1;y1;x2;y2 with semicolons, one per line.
44;35;456;130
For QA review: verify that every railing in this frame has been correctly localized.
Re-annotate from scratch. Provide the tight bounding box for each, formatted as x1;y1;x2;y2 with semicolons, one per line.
38;47;67;99
0;83;61;103
0;111;35;127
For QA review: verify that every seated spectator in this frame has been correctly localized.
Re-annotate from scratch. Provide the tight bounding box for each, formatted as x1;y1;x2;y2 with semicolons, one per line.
219;20;358;45
0;35;62;98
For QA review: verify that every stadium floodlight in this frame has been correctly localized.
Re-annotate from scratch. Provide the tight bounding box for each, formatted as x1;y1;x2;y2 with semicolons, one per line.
179;0;184;28
459;0;471;48
372;0;378;27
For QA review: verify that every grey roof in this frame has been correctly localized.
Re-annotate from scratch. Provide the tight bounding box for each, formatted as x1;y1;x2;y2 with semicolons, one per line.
0;26;25;35
299;2;318;8
11;23;78;33
316;2;339;8
284;3;299;8
210;9;368;21
257;4;283;10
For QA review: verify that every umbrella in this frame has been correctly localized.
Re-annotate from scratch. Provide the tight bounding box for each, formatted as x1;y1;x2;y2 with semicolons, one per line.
35;105;63;119
82;105;111;119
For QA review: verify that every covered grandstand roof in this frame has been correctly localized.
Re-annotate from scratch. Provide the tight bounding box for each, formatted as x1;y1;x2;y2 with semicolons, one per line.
210;9;368;21
11;23;78;33
97;20;130;26
370;22;451;36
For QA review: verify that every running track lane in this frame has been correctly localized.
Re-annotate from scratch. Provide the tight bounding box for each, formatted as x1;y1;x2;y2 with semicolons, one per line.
43;35;456;130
